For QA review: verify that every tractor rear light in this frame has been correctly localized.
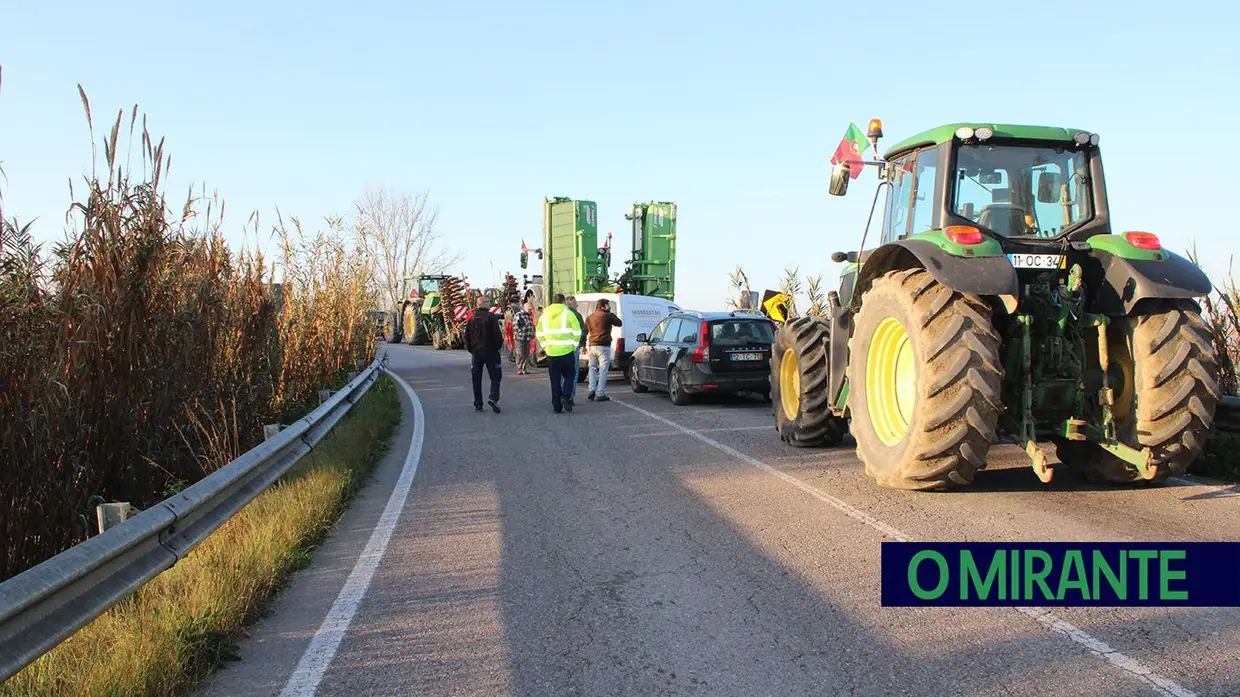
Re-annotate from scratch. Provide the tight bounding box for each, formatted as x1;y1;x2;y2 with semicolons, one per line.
1124;231;1161;250
945;225;984;245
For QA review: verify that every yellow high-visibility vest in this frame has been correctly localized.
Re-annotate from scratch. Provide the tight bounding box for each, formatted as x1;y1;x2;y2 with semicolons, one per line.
536;303;583;357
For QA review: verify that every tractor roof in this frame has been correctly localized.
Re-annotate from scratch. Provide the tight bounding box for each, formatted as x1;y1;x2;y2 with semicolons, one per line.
882;123;1087;160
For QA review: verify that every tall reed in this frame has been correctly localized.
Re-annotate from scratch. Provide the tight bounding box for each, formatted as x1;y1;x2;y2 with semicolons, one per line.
0;89;376;580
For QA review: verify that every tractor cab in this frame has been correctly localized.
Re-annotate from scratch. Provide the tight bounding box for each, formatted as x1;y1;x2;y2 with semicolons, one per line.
828;122;1117;309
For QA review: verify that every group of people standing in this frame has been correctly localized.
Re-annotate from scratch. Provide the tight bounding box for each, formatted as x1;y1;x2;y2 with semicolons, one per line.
463;294;623;415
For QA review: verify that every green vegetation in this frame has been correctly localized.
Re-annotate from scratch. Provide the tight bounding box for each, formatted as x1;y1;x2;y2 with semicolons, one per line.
0;375;401;697
0;89;377;579
1190;249;1240;481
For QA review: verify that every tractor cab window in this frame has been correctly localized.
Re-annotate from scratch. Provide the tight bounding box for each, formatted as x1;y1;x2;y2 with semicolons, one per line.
952;144;1093;238
909;149;938;235
881;154;914;244
420;279;441;293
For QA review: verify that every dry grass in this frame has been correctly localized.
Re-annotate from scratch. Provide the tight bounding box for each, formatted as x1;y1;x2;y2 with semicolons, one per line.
0;90;377;579
0;374;401;697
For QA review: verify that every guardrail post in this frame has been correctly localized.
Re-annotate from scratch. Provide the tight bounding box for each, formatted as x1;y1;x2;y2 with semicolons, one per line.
318;389;332;405
347;371;359;381
0;362;386;683
95;503;134;534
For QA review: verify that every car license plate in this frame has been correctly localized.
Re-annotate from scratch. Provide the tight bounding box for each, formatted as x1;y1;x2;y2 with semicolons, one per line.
1008;253;1064;270
731;352;762;361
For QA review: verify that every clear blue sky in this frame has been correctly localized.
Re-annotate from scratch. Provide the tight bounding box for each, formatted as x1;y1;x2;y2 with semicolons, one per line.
2;0;1238;310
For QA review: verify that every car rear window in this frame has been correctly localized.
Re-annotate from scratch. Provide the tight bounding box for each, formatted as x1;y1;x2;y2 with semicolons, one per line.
709;319;774;345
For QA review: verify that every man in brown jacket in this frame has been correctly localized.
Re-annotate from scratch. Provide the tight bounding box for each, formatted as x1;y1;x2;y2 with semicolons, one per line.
584;298;623;402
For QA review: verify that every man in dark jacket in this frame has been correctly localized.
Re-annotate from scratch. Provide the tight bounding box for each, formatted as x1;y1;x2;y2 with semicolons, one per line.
464;296;504;413
584;298;623;401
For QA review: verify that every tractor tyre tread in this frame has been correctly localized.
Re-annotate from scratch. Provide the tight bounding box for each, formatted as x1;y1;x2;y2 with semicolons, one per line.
772;316;847;447
850;268;1002;490
1077;304;1221;484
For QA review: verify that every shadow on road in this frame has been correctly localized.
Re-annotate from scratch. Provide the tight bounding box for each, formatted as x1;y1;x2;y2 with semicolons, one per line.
338;347;1240;697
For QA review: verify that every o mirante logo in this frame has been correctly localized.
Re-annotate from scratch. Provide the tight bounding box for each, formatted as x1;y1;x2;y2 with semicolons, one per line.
881;542;1240;607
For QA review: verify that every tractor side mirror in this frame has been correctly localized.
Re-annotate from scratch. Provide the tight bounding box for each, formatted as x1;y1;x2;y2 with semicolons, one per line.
636;333;648;343
979;170;1003;185
831;250;860;264
1037;171;1062;203
829;162;851;197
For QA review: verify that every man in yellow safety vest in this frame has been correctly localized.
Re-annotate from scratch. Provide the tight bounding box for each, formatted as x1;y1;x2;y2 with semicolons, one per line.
536;293;584;413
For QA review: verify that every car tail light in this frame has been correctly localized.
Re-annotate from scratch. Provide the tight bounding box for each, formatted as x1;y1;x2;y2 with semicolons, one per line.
945;225;984;245
691;321;709;363
1124;231;1161;250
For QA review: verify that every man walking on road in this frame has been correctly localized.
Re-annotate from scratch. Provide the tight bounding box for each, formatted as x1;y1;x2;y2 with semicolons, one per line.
464;296;504;413
585;298;623;401
513;302;536;375
565;296;586;403
535;293;583;413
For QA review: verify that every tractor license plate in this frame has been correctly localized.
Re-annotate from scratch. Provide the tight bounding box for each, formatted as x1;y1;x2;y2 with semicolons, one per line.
731;352;762;362
1008;253;1064;270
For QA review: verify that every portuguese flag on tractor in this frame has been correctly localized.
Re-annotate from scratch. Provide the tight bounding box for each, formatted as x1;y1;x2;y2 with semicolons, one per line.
830;122;868;179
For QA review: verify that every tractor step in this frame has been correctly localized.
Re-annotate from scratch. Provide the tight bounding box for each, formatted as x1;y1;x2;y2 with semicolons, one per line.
1024;441;1062;483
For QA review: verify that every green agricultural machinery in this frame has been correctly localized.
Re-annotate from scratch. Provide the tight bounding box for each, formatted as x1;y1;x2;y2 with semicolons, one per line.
773;120;1222;490
380;273;453;345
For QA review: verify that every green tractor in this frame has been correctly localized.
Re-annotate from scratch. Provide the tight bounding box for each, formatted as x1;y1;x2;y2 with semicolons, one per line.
773;120;1222;490
390;273;452;346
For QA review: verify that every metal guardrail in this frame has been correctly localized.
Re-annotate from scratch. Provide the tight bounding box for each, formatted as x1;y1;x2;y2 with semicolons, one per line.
0;357;384;683
1217;395;1240;433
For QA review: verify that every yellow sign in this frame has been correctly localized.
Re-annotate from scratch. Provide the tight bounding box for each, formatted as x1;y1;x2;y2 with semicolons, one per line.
762;291;791;323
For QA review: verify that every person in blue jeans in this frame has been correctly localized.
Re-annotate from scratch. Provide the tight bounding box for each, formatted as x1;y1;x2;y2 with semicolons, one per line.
464;296;503;413
565;296;586;402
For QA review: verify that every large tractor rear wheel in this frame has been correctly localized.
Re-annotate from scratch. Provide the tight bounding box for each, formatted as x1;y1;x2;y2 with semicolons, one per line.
403;304;420;345
1068;303;1221;484
848;268;1003;490
411;316;430;345
772;317;847;447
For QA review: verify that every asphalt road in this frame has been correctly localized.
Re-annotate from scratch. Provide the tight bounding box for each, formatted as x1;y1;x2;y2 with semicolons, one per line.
195;344;1240;697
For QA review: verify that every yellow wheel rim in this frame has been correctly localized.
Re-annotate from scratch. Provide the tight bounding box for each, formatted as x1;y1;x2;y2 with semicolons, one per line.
780;347;801;421
866;317;917;446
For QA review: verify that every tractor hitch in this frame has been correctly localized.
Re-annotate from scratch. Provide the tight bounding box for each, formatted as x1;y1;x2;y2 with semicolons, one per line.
1024;441;1062;483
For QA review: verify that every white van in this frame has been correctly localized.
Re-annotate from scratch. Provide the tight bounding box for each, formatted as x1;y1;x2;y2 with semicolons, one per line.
572;293;680;378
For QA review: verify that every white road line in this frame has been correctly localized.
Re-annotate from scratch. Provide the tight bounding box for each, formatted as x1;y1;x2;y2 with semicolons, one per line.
614;397;1197;697
1169;474;1238;495
279;368;425;697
